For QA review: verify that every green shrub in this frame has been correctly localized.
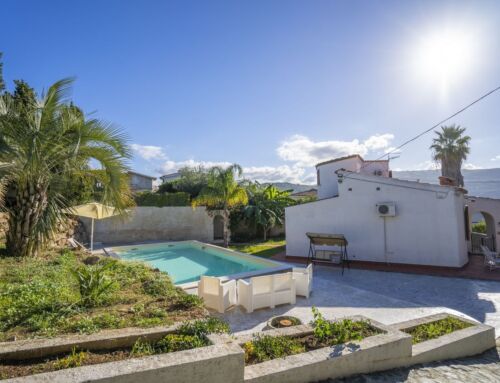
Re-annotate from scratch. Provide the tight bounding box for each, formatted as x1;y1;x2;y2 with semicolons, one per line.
53;348;88;370
243;335;305;364
130;339;156;357
471;221;487;234
72;262;116;307
171;293;203;310
0;278;77;333
404;317;472;344
311;307;376;345
156;334;207;352
178;317;231;337
126;317;231;356
141;273;174;297
134;191;190;207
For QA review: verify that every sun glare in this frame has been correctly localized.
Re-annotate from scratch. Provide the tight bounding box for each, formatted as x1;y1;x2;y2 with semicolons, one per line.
412;27;477;89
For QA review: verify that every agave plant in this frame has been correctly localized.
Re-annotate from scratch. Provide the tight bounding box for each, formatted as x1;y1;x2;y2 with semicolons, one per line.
0;78;132;257
193;164;248;247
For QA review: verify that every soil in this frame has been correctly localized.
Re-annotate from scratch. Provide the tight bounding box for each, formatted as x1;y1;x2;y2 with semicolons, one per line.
0;339;207;380
0;349;134;379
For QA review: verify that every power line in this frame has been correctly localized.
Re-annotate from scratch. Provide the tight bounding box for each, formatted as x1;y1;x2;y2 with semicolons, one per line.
380;85;500;161
342;84;500;179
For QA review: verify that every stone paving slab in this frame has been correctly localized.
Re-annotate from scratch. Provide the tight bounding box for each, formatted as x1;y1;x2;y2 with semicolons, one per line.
327;343;500;383
220;265;500;336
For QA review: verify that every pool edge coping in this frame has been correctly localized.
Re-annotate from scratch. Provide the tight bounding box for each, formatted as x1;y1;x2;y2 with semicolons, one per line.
103;240;292;289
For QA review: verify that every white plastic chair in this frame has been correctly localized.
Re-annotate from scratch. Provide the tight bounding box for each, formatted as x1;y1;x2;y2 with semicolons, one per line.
292;263;313;298
481;245;500;271
237;273;296;313
198;276;237;313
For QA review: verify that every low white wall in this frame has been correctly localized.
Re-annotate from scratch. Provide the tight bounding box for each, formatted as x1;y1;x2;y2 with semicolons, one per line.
80;207;215;244
286;173;468;267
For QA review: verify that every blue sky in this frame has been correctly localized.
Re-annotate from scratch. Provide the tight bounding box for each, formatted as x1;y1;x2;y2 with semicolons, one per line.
3;0;500;184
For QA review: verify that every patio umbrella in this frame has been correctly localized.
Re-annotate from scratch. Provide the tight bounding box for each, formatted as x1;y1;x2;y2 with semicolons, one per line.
65;202;121;251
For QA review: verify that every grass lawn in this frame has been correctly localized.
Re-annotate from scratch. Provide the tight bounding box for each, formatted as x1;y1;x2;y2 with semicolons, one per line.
0;249;206;341
230;238;285;258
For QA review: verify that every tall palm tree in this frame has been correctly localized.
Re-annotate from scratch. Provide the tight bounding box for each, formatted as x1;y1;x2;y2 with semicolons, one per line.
430;125;471;187
193;164;248;247
0;78;132;257
244;183;295;240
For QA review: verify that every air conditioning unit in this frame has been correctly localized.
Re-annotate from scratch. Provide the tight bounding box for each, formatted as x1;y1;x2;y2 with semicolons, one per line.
376;202;396;217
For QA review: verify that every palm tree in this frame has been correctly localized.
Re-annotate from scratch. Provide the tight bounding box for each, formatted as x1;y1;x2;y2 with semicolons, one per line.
193;164;248;247
430;125;471;187
244;183;295;240
0;78;132;257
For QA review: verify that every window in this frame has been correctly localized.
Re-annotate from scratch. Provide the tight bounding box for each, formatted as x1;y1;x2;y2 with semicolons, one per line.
317;169;321;186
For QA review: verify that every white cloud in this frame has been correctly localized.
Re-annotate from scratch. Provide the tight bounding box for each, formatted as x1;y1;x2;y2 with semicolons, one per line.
364;134;395;151
131;144;167;161
276;134;394;167
243;165;315;184
491;155;500;162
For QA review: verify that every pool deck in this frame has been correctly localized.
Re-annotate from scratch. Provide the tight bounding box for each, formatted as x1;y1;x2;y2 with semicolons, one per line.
215;264;500;337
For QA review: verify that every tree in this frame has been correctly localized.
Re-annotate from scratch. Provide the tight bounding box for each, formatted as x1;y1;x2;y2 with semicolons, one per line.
430;125;471;187
193;164;248;247
243;183;295;240
158;166;210;199
0;78;132;257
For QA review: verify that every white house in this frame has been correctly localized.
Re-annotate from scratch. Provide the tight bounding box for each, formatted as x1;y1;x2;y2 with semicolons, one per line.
127;171;156;192
316;155;390;199
286;155;473;268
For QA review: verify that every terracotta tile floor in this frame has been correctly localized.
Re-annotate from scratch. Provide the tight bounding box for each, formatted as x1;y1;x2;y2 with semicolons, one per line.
271;252;500;282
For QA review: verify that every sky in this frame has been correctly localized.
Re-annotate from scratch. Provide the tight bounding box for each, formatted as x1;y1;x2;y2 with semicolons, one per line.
3;0;500;184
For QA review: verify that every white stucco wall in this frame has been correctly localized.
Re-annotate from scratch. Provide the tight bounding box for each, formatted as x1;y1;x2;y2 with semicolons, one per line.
316;157;389;200
80;206;215;244
316;157;364;199
466;196;500;251
286;173;468;267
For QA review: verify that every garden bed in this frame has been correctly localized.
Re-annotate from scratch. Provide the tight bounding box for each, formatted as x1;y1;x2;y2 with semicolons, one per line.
392;313;496;365
0;249;206;342
402;315;472;344
0;318;230;380
244;308;381;365
239;309;413;383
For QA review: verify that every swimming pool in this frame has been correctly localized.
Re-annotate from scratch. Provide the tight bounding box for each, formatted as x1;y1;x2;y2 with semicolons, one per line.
104;241;290;287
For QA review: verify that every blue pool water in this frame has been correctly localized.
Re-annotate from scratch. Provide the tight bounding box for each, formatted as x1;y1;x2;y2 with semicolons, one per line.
110;242;273;284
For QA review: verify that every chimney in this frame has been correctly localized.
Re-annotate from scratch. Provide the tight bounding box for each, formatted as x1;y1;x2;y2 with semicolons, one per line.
438;176;456;186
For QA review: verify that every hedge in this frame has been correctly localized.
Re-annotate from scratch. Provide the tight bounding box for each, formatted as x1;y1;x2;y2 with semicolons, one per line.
134;191;190;207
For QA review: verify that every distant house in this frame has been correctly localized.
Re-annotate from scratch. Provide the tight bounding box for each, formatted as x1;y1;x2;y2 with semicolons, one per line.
127;171;156;192
160;172;181;184
290;188;317;200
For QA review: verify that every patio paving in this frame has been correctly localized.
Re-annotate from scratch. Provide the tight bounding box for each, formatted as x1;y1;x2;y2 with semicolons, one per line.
218;264;500;336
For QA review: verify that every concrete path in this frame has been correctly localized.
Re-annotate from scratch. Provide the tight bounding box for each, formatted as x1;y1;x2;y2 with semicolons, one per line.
220;265;500;336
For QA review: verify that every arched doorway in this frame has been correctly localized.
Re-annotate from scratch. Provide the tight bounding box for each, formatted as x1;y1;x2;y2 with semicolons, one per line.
213;215;224;240
470;211;496;253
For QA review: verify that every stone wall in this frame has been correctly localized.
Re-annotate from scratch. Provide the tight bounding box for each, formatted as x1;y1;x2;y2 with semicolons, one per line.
0;213;77;250
78;206;216;245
